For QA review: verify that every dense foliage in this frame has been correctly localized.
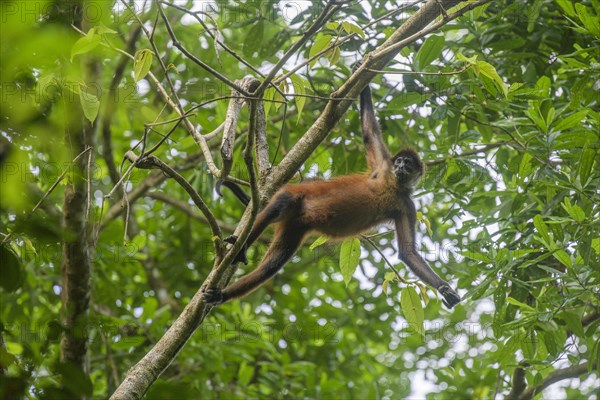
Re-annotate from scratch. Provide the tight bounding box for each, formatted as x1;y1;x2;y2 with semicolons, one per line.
1;0;598;398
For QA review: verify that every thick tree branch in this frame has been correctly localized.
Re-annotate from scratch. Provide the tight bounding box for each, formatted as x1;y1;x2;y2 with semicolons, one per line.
518;362;597;400
507;363;529;400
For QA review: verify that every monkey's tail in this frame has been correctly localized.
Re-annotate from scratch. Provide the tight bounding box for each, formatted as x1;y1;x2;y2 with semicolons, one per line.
216;179;250;206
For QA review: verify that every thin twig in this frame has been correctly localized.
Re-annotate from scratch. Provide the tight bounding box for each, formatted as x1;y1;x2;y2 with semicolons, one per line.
156;3;250;96
256;0;342;94
361;235;407;283
160;1;262;78
1;146;93;246
125;151;222;241
425;142;508;166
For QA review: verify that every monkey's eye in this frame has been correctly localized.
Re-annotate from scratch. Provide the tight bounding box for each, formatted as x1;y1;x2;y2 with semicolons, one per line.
395;157;412;169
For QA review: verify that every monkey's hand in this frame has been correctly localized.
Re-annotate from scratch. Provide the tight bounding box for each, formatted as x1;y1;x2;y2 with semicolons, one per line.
224;235;248;265
438;285;461;309
202;287;224;305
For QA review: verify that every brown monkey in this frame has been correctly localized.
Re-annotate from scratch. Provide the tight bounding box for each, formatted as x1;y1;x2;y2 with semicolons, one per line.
203;81;461;308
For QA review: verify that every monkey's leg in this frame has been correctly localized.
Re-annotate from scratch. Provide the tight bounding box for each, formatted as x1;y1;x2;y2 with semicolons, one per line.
203;224;306;304
224;192;296;265
395;215;461;308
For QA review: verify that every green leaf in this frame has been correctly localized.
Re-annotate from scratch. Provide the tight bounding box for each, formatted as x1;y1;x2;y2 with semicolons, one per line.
112;336;146;350
415;35;445;69
79;86;100;123
526;107;547;132
95;23;118;35
134;49;153;82
341;21;365;39
263;86;276;117
382;280;389;295
326;21;340;30
309;34;332;67
578;147;596;184
535;76;551;97
243;20;264;57
575;3;600;36
556;0;576;17
341;21;353;35
560;312;584;337
569;78;588;109
527;0;543;32
506;297;535;312
553;110;588;131
0;246;22;292
289;74;306;123
70;32;100;61
309;236;328;250
339;238;360;286
457;53;478;65
518;153;534;179
561;198;585;222
591;238;600;255
400;287;424;336
533;214;549;243
238;362;253;386
553;250;572;268
477;61;508;97
384;272;396;281
417;283;430;305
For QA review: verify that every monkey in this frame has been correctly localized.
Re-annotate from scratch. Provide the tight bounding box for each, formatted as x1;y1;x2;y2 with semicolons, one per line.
203;80;461;309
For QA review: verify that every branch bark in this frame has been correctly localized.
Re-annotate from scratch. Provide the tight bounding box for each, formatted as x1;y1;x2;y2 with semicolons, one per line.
518;362;597;400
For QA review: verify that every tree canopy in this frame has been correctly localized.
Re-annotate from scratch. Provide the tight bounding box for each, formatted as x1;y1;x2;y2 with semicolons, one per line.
0;0;598;399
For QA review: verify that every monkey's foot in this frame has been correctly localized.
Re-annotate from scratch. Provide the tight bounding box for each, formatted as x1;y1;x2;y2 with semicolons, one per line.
438;285;461;309
202;287;224;305
224;235;248;265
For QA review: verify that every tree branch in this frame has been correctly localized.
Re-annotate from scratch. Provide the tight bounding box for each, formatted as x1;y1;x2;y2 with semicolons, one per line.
518;362;596;400
124;151;222;245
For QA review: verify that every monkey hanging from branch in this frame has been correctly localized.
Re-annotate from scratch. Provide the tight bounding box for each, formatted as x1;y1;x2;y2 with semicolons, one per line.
203;74;461;309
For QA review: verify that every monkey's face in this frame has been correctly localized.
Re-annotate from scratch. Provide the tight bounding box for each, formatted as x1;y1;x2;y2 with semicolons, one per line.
393;149;423;188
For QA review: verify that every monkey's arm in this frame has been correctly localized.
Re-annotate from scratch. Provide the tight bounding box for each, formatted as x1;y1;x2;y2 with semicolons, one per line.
359;84;392;171
394;201;460;308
